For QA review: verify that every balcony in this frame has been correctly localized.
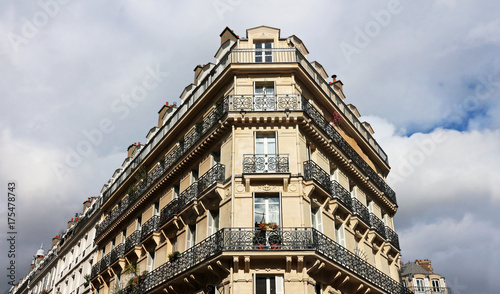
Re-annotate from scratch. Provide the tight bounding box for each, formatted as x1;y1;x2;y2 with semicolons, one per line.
117;227;411;294
385;226;400;250
303;160;351;210
370;213;386;238
406;286;450;294
110;243;125;264
141;216;160;240
160;164;225;227
227;94;302;112
351;198;371;226
243;154;289;173
125;230;141;253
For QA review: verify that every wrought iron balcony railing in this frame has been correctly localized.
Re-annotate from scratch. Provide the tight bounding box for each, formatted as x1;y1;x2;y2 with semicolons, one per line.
405;286;450;294
117;228;410;294
141;216;160;240
90;260;100;279
370;213;387;238
159;164;225;226
110;243;125;265
303;160;352;210
243;154;289;173
351;198;371;226
227;94;302;112
125;230;141;252
385;226;400;250
302;98;396;205
96;102;227;237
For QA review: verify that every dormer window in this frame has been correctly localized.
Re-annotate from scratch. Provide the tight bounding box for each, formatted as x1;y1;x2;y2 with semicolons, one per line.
255;42;273;62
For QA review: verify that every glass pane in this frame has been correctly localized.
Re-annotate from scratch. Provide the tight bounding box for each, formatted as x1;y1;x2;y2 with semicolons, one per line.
256;277;267;294
255;87;264;95
254;203;266;225
267;137;276;154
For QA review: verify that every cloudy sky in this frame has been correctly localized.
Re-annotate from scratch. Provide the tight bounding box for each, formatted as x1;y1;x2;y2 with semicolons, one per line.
1;1;499;293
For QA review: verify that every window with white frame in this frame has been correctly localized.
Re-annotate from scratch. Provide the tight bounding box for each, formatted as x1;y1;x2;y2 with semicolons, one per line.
255;133;277;172
255;275;283;294
415;279;424;292
146;251;155;272
311;205;323;233
172;185;179;199
254;83;275;111
207;209;220;235
186;224;196;249
431;279;440;292
154;202;159;216
254;42;273;63
254;194;281;227
330;165;339;182
334;222;346;247
350;185;357;199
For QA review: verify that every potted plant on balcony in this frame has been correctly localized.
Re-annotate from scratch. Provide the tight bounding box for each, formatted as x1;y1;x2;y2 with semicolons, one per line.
168;251;181;262
83;274;91;288
329;111;342;128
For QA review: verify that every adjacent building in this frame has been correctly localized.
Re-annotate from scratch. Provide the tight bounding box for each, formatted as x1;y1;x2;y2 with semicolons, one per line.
400;260;449;293
9;198;100;294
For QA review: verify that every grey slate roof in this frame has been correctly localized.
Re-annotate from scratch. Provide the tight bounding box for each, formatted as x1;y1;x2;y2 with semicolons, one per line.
401;262;431;277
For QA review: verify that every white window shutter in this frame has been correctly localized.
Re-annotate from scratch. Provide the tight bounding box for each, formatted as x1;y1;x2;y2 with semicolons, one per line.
275;276;284;294
339;224;346;247
423;278;430;288
316;208;323;233
207;211;214;235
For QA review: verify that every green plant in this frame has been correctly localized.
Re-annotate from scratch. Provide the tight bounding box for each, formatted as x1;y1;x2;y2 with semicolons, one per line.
168;251;181;262
134;166;148;182
83;274;91;287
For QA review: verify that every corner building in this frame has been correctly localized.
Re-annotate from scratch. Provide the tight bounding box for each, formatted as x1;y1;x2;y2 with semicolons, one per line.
90;26;409;294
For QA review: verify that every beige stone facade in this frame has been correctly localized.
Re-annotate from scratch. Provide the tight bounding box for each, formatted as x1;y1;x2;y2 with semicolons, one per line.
89;26;407;294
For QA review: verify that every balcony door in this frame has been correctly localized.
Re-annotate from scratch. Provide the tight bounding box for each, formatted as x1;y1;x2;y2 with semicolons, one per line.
254;194;281;227
254;83;275;111
254;41;273;63
255;133;277;172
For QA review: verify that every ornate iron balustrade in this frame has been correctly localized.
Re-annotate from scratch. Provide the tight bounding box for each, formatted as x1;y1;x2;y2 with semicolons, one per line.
227;94;302;111
96;102;227;238
351;198;371;226
90;260;100;279
385;226;400;250
124;230;141;252
303;160;332;191
110;243;125;264
229;48;298;63
243;154;289;173
303;160;353;210
141;216;160;240
331;180;353;210
119;227;410;294
159;164;226;227
370;213;386;238
99;253;111;273
301;97;397;205
405;286;450;294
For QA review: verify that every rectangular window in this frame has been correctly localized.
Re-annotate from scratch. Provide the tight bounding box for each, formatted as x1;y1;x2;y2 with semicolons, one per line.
255;275;283;294
254;83;275;111
350;186;357;199
173;185;180;199
415;279;424;292
186;224;196;249
330;165;338;182
191;169;199;184
136;216;142;230
255;133;277;172
334;223;346;247
311;206;323;233
432;280;440;292
254;194;281;226
146;251;155;272
254;42;273;63
154;202;159;216
211;152;221;166
207;209;220;235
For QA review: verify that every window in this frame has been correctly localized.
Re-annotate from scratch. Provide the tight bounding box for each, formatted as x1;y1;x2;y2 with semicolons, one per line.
191;169;199;184
368;200;374;214
211;152;221;166
330;165;338;182
255;133;277;172
432;280;440;292
255;275;283;294
121;230;126;243
415;279;424;292
186;225;196;249
207;209;220;235
350;186;357;199
146;252;155;272
334;223;346;247
172;185;179;199
153;202;159;216
254;42;273;63
255;83;275;111
311;206;323;233
136;216;142;230
254;194;281;226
